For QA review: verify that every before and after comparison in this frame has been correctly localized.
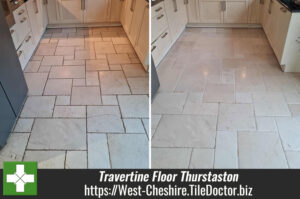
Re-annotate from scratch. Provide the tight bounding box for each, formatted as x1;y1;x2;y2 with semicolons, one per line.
1;0;300;170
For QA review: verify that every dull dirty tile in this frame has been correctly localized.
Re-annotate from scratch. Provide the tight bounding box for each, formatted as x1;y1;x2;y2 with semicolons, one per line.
44;79;72;96
238;132;288;168
25;61;41;73
256;117;277;131
58;38;85;46
214;131;238;168
286;151;300;168
109;64;122;70
87;106;123;133
86;72;99;86
204;83;234;103
152;148;192;169
152;93;187;114
53;106;86;118
124;119;145;133
55;46;75;56
49;66;85;79
189;149;215;169
114;44;135;53
75;50;96;60
62;28;77;33
24;151;65;169
118;95;149;118
56;96;70;106
94;41;116;54
152;115;217;148
31;55;43;61
107;54;131;65
21;96;55;118
85;35;103;42
35;43;57;55
73;79;86;86
127;77;148;94
28;118;86;150
86;60;109;71
102;95;118;105
99;71;131;94
71;87;102;105
108;134;149;168
64;55;74;60
88;134;110;169
96;54;107;60
41;56;63;66
122;64;147;77
24;73;48;95
64;60;85;66
0;134;29;167
66;151;87;169
14;118;34;133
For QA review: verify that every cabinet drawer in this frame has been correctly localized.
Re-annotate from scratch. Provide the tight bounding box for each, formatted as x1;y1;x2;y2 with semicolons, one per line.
18;32;35;70
152;29;172;66
151;2;165;17
151;11;168;42
9;25;20;49
13;4;31;47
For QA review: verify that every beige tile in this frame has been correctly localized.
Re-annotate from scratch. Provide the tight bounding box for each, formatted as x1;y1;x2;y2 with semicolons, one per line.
64;55;74;60
152;93;187;114
44;79;72;95
107;54;131;65
73;79;86;86
94;41;116;54
96;54;107;60
41;56;64;66
58;38;85;46
24;151;65;169
64;60;85;66
24;73;48;95
183;93;218;115
112;37;130;44
86;59;109;71
85;35;102;42
21;96;55;118
31;55;43;61
55;46;75;56
86;72;99;86
56;96;70;105
102;95;118;105
99;71;131;95
49;66;85;79
53;106;86;118
122;64;147;77
114;44;135;53
71;87;102;105
66;151;87;169
189;149;214;169
109;64;122;70
127;77;148;94
284;92;300;104
38;66;51;73
75;50;96;60
35;43;57;56
14;119;34;133
25;61;41;73
204;83;234;103
118;95;149;118
236;92;252;103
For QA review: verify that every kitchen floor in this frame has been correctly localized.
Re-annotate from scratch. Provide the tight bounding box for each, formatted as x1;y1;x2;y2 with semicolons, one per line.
0;27;149;169
152;28;300;169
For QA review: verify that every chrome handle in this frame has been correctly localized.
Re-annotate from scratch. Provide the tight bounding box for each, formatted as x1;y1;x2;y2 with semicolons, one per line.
173;0;178;12
156;14;164;20
18;9;25;15
20;17;26;23
25;35;32;42
155;7;162;12
161;32;168;39
18;51;23;57
151;46;157;52
280;7;287;13
130;0;136;12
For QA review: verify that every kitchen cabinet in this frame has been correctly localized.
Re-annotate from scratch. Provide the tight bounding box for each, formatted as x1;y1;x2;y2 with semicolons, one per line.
199;0;223;23
46;0;60;24
164;0;187;41
84;0;109;23
110;0;123;22
186;0;199;23
121;0;134;34
151;2;168;42
248;0;261;23
224;0;248;23
59;0;83;23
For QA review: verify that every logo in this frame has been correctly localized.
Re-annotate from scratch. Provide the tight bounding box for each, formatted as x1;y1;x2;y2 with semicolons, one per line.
3;162;37;196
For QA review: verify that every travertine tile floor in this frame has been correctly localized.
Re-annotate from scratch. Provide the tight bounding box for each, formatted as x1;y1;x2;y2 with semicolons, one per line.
0;27;149;169
152;28;300;169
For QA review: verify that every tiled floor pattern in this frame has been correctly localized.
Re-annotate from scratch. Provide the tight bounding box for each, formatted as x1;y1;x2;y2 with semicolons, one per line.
0;27;149;169
152;28;300;169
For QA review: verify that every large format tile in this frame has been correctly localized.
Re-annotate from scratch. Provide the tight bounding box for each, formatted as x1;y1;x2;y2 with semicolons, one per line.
286;151;300;168
53;106;86;118
88;134;110;169
99;71;131;94
107;54;131;64
94;41;116;54
127;78;148;94
152;93;187;114
35;43;57;55
122;64;148;77
123;119;145;133
218;103;256;131
238;132;288;168
66;151;87;169
87;106;124;133
183;93;218;115
108;134;149;168
118;95;149;118
24;151;65;169
276;117;300;151
25;61;41;73
24;73;48;95
86;60;109;71
253;92;291;116
189;149;214;169
55;46;74;56
203;83;234;103
71;87;102;105
44;79;72;95
152;115;217;148
21;96;55;118
152;148;192;169
14;119;34;133
41;56;63;65
49;66;85;79
28;119;86;150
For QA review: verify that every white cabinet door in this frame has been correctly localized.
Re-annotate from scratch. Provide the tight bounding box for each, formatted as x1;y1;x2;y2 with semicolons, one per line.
40;0;48;29
59;0;83;23
84;0;109;23
26;0;41;46
261;0;272;37
46;0;60;24
224;0;248;23
186;0;200;23
110;0;123;22
199;0;223;23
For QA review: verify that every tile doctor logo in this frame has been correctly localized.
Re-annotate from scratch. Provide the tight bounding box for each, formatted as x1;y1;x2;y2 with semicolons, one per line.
3;162;37;196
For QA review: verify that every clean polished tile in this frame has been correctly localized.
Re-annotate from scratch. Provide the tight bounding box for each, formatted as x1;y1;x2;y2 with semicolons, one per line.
14;119;34;133
99;71;131;94
127;77;149;94
21;96;55;118
102;95;118;105
88;134;110;169
276;117;300;151
24;151;65;169
118;95;149;118
41;56;63;66
123;119;145;133
24;73;48;95
152;93;187;114
71;87;102;105
189;149;214;169
53;106;86;118
44;79;72;95
286;151;300;168
107;54;131;65
66;151;87;169
49;66;85;79
183;93;218;115
203;83;234;103
256;117;277;132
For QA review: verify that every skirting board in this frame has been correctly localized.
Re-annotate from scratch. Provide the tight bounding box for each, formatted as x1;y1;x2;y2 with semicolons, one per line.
187;23;262;28
47;22;122;29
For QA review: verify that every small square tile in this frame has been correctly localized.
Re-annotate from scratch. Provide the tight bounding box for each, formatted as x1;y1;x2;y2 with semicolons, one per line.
14;119;34;133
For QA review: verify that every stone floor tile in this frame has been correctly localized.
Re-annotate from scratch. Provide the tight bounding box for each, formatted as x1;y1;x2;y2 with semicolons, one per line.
73;79;86;86
24;73;48;95
284;92;300;104
35;43;57;55
114;44;135;53
183;93;218;115
56;96;70;106
102;95;118;105
286;151;300;168
75;50;96;60
44;79;72;96
53;106;86;118
86;72;99;86
66;151;87;169
64;60;85;66
256;117;277;132
236;92;253;103
31;55;43;61
189;149;214;169
28;119;86;150
87;106;123;133
214;131;238;168
118;95;149;118
152;115;217;148
24;61;41;73
203;83;234;103
122;64;148;77
38;66;51;73
58;38;84;46
152;93;187;114
55;46;75;56
99;71;131;94
94;41;116;54
71;87;102;105
124;119;145;133
152;148;192;169
14;119;34;133
238;132;288;168
151;115;162;137
86;60;109;71
24;151;65;169
49;66;85;79
288;104;300;117
21;96;55;118
108;134;148;168
127;77;148;94
276;117;300;151
111;37;130;44
109;64;122;70
88;134;110;169
142;118;149;136
107;54;131;65
41;56;63;66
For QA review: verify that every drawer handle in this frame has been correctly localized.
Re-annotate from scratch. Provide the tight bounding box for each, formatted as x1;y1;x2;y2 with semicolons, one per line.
10;29;14;34
18;9;25;15
18;51;23;57
280;7;287;13
26;35;32;42
173;0;178;12
161;32;168;39
151;46;157;52
20;17;27;23
156;14;164;20
155;7;162;12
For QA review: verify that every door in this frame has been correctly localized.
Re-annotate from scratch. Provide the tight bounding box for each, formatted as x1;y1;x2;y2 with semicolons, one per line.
199;0;223;23
248;0;261;23
59;0;83;23
46;0;61;24
110;0;123;22
121;0;135;34
224;0;248;23
186;0;200;23
261;0;272;37
84;0;109;23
